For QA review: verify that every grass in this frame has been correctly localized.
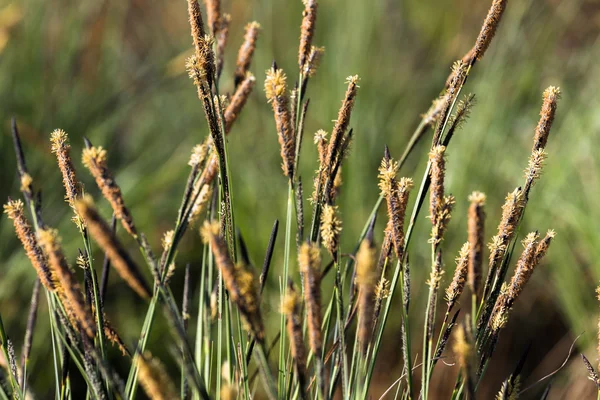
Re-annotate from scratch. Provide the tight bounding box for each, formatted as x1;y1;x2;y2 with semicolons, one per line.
1;0;600;398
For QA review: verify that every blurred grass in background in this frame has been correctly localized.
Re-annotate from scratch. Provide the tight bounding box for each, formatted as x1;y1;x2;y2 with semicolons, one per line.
1;0;600;397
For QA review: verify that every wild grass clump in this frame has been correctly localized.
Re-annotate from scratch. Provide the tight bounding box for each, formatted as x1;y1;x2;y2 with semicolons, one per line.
2;0;590;399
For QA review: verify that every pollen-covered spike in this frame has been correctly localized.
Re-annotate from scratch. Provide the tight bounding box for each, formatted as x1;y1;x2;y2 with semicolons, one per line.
532;87;561;152
303;45;325;78
76;196;151;299
4;199;54;290
446;242;470;313
201;221;264;342
326;76;359;174
187;0;207;58
82;146;138;238
37;228;96;338
429;145;447;225
299;0;318;70
265;67;295;178
473;0;508;61
504;232;539;308
320;204;342;257
234;22;261;87
467;191;486;296
50;129;81;210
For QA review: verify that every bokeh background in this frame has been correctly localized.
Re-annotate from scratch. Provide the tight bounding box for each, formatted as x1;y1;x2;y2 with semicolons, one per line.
1;0;600;398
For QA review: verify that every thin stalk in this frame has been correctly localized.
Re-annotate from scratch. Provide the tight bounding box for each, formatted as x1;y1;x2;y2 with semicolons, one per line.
278;182;294;397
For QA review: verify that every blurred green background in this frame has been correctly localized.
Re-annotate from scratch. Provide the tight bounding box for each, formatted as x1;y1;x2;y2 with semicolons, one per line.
1;0;600;397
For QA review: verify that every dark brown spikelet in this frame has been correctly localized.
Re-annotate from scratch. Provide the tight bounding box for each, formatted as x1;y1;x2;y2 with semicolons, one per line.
82;146;138;238
201;221;264;342
4;200;54;290
446;242;470;314
355;237;377;355
298;242;322;358
202;0;220;35
75;196;151;299
473;0;508;61
378;154;414;260
282;281;308;397
137;352;178;400
298;0;318;69
235;22;261;87
37;228;96;338
532;87;561;151
265;67;295;178
581;354;600;388
429;145;446;225
224;72;256;133
326;76;359;173
467;191;486;296
50;130;81;211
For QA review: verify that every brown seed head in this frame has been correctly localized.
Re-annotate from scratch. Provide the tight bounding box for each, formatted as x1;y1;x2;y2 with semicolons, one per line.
429;145;446;224
37;228;96;338
473;0;507;61
356;238;377;354
224;72;256;133
467;191;486;295
75;196;151;299
453;323;473;371
137;352;178;400
202;0;221;35
303;46;325;77
265;68;295;178
524;149;547;194
446;242;470;312
532;86;561;152
283;281;308;394
320;204;342;256
50;129;81;209
326;76;359;173
298;242;322;357
187;0;207;59
82;146;138;238
4;199;54;290
299;0;318;69
234;22;261;86
504;232;539;307
215;13;231;78
534;229;555;266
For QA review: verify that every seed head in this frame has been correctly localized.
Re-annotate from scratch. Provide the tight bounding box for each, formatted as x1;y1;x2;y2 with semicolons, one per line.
473;0;507;61
320;204;342;257
467;191;486;295
234;22;261;86
532;86;561;152
299;0;318;69
137;352;178;400
446;242;470;312
298;242;322;358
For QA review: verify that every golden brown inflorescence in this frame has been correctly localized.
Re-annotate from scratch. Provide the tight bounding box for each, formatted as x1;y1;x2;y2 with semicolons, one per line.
532;86;561;152
235;22;261;87
4;199;54;290
37;228;96;338
202;0;221;36
467;191;486;296
473;0;508;61
303;46;325;78
82;146;138;238
75;196;151;299
265;67;296;179
201;221;264;342
298;0;318;70
298;242;323;359
50;129;81;211
355;237;378;355
137;352;178;400
326;76;359;173
446;242;470;313
225;72;256;133
429;145;446;224
378;153;414;261
320;204;342;257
